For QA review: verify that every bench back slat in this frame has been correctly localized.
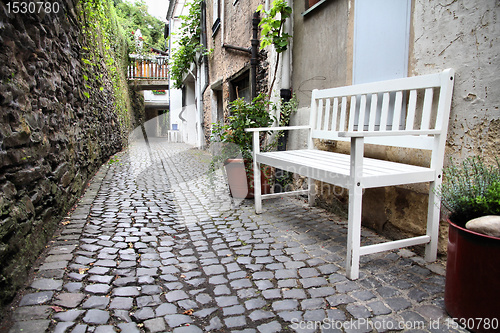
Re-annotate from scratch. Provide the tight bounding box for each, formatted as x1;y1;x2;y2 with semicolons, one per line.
331;98;339;132
368;94;378;131
379;92;390;131
309;69;454;151
324;99;331;130
421;88;434;130
339;96;348;132
405;89;417;131
357;95;367;131
348;96;356;132
316;98;324;130
392;91;403;130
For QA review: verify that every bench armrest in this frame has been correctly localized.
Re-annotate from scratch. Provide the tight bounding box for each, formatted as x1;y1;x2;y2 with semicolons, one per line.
245;125;311;133
338;129;442;138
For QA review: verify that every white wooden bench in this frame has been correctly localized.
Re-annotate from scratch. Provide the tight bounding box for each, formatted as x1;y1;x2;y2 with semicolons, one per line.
246;69;455;279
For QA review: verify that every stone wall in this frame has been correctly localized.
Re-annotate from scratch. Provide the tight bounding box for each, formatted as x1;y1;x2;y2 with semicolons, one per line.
0;0;133;309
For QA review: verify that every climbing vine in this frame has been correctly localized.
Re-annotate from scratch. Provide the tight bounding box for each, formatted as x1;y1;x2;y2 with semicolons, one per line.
169;0;205;89
257;0;292;53
257;0;293;95
79;0;132;133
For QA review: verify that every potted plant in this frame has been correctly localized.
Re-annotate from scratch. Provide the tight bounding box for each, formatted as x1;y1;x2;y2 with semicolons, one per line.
210;94;277;199
436;157;500;332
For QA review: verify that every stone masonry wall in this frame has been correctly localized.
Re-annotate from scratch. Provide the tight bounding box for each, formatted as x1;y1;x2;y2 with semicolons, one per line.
0;0;131;309
203;0;267;145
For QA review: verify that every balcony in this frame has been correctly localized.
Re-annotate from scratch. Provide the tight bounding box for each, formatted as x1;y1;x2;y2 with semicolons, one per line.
127;56;169;90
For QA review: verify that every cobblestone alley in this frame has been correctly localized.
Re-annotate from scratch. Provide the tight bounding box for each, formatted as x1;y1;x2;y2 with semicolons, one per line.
5;138;466;333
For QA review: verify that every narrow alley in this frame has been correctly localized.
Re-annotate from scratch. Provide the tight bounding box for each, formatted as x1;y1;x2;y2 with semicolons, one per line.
5;138;466;333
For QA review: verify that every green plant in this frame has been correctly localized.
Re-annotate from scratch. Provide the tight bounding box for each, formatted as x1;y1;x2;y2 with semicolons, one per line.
169;0;205;89
114;0;166;55
257;0;293;95
436;157;500;227
274;94;298;127
79;0;133;134
209;94;277;174
257;0;293;53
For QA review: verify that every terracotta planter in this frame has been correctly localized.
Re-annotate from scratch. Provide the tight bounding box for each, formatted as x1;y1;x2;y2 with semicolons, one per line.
445;219;500;332
224;159;271;199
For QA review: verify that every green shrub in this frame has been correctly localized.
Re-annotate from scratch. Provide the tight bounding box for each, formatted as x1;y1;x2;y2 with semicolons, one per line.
437;157;500;227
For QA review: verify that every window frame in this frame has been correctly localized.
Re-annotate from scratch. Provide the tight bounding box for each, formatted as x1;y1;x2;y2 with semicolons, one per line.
212;0;221;35
302;0;328;16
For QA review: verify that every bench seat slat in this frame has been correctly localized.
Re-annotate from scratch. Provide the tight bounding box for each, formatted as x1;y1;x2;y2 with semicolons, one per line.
257;150;435;189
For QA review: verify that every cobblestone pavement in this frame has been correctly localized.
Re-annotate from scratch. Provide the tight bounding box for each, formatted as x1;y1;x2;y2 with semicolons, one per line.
6;138;466;333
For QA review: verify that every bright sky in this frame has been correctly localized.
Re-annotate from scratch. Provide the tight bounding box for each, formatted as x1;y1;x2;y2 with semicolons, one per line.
132;0;169;22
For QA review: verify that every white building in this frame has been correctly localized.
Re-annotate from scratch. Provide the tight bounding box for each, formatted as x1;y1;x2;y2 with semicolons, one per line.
166;0;208;148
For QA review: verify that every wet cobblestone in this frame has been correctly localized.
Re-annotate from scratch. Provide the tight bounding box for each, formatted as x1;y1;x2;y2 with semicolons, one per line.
5;139;467;332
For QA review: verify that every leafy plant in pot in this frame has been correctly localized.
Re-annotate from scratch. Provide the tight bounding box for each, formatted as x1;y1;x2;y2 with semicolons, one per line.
435;157;500;332
210;94;278;199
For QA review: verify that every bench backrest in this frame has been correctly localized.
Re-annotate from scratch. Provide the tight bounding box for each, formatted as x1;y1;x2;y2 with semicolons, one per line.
309;69;455;151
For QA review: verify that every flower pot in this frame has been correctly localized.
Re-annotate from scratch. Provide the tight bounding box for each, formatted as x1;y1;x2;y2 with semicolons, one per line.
224;158;271;199
445;219;500;332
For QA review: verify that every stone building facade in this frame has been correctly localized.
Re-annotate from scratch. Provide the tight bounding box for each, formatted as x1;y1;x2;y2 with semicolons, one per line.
176;0;498;253
287;0;499;251
202;0;268;142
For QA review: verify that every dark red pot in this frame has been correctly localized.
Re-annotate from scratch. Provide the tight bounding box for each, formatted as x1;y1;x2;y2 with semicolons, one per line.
445;219;500;332
224;159;271;199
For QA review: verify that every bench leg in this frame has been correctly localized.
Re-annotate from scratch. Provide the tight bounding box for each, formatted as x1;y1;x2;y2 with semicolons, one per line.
346;185;362;280
346;137;364;280
425;181;439;261
254;159;263;214
308;178;315;207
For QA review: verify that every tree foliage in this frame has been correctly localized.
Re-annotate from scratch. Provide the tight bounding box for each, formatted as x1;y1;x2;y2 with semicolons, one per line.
113;0;166;54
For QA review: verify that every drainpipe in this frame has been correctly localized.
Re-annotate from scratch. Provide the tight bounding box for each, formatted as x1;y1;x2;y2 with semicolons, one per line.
275;0;292;193
221;0;225;47
199;0;209;148
251;12;260;99
221;12;259;99
280;0;292;102
196;62;203;149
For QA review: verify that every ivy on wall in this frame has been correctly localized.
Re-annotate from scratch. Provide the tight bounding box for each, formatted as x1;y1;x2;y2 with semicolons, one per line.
79;0;133;133
257;0;293;95
257;0;292;53
169;0;206;89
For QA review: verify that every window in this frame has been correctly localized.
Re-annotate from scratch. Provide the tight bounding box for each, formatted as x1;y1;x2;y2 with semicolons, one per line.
215;90;224;121
211;80;224;123
302;0;328;16
230;71;251;102
353;0;411;84
212;0;221;35
352;0;411;130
